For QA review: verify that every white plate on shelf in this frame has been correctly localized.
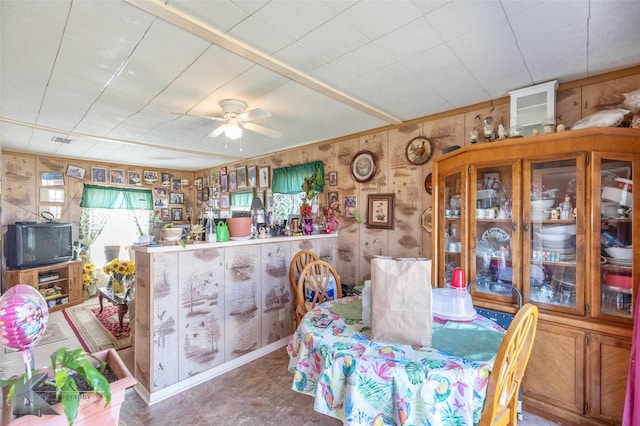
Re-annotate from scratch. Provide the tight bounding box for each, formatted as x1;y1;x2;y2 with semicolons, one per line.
605;257;632;267
481;227;510;243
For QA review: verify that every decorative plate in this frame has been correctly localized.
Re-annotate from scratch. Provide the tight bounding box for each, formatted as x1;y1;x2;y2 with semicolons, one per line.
406;136;433;165
481;227;510;243
421;207;432;233
350;150;377;183
424;173;433;195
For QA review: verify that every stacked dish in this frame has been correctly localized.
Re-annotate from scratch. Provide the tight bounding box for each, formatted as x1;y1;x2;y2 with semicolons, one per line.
531;198;556;221
602;178;632;207
534;224;576;261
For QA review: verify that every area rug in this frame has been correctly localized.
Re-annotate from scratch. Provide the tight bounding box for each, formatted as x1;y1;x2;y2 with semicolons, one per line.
4;322;67;354
62;301;131;353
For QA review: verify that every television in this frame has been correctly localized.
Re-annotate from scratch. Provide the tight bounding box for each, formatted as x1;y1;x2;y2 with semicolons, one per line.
5;222;73;269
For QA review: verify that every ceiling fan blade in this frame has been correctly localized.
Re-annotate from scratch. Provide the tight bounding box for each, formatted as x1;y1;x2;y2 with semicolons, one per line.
243;122;282;138
238;108;270;122
207;125;226;138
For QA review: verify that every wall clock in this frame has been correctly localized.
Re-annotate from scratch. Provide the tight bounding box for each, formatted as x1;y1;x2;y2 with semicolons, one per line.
351;150;377;183
406;136;433;165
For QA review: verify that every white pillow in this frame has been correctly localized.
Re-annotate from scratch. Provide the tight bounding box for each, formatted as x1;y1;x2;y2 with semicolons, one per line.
571;109;629;130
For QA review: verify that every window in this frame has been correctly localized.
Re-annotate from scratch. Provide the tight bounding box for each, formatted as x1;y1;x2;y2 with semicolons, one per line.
271;161;324;221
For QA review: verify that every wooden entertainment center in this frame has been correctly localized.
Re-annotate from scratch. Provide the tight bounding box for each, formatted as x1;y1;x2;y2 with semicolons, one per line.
5;260;83;312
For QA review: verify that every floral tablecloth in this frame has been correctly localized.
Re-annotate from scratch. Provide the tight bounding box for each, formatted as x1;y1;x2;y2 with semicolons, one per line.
286;296;505;425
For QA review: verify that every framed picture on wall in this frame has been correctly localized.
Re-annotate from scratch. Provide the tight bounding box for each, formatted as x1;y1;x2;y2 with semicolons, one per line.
229;170;237;191
91;167;107;183
144;170;158;183
66;165;85;179
344;195;357;218
40;171;65;186
109;169;124;184
161;172;171;186
220;194;230;209
161;208;170;219
171;208;183;222
247;166;257;188
221;175;228;192
210;171;220;186
169;192;184;204
329;171;337;186
236;166;247;188
128;170;141;185
154;187;167;197
367;193;395;229
259;166;270;188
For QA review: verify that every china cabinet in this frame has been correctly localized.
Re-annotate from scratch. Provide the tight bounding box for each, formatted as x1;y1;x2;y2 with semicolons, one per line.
432;128;639;425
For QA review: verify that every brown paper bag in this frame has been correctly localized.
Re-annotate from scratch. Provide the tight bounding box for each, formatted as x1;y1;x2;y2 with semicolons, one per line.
370;257;432;346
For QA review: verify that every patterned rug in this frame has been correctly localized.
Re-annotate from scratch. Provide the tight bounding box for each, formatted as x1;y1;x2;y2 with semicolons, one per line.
62;301;132;353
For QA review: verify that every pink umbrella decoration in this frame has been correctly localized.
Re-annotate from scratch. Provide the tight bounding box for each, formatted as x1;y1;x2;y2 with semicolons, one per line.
0;285;49;376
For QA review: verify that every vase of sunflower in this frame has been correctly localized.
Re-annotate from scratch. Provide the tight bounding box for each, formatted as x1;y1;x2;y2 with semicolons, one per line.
103;259;135;296
82;262;98;298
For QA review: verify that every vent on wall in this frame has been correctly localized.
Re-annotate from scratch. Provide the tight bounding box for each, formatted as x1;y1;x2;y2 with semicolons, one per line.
51;136;72;144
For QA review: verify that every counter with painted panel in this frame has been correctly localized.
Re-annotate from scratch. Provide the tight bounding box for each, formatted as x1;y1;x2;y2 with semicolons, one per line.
131;234;337;404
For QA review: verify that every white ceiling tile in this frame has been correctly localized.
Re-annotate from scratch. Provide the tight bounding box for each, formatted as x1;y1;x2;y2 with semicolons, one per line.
331;43;396;81
253;1;336;39
320;0;357;14
167;0;249;32
298;15;369;60
425;0;505;42
341;1;422;40
271;42;330;72
374;17;442;61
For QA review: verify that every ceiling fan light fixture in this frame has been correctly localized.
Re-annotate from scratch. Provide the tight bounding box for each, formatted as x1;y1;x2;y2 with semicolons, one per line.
225;123;242;140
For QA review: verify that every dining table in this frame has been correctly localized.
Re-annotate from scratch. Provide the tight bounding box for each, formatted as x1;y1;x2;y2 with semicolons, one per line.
286;295;506;426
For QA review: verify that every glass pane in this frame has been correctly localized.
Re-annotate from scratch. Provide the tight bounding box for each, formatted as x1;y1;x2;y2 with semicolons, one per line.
529;159;577;308
599;159;633;318
443;173;463;286
474;166;513;296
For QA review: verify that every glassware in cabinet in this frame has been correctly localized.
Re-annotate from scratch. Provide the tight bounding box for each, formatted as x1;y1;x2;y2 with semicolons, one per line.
592;156;634;319
440;171;464;287
524;155;585;314
472;165;516;297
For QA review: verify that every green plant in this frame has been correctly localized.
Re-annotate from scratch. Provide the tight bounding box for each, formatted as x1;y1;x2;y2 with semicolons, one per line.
1;348;112;425
162;222;175;229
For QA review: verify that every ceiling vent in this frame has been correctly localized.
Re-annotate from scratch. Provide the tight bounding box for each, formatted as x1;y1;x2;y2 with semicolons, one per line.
51;136;72;144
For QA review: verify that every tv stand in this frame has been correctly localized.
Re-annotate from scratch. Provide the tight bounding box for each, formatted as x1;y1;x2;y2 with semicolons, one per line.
5;261;83;312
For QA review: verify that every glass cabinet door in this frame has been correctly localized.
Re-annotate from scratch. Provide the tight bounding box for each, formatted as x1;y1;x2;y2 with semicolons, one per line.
440;171;465;287
593;156;634;320
524;155;586;315
471;163;519;298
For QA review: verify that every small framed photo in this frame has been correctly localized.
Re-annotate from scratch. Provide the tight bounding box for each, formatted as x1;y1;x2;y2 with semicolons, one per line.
482;172;501;190
154;198;168;208
144;170;158;183
172;178;182;191
154;187;167;197
91;167;107;183
203;190;209;201
197;192;203;204
259;166;270;188
220;166;227;175
40;171;65;186
109;169;124;184
210;171;220;186
367;193;395;229
128;170;141;185
66;165;85;179
221;175;228;192
161;172;171;186
229;170;237;191
247;166;257;188
161;208;170;219
170;192;184;204
328;191;339;206
195;177;203;191
344;195;357;218
203;174;209;187
220;194;230;209
288;214;301;232
171;208;183;222
237;166;247;188
329;171;337;186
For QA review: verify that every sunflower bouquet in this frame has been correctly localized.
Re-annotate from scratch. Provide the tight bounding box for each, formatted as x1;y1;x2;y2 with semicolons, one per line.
103;258;135;294
82;262;97;290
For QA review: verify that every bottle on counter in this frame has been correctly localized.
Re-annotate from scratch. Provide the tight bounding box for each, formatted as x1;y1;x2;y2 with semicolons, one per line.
205;214;216;242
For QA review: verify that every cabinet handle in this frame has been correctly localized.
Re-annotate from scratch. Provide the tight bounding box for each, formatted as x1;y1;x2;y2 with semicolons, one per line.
523;222;529;232
512;222;518;232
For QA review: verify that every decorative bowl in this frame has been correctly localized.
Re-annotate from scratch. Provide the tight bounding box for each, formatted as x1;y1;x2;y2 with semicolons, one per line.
162;228;184;242
604;246;633;260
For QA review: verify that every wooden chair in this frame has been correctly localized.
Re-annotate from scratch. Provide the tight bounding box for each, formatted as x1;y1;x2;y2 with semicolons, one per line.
289;250;319;326
296;260;342;319
479;303;539;426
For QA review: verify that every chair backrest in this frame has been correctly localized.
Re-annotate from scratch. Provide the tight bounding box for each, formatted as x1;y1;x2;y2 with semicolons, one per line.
296;260;342;316
479;303;539;426
289;250;319;326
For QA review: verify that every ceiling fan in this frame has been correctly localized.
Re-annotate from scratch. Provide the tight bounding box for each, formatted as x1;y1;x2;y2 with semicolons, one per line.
205;99;282;139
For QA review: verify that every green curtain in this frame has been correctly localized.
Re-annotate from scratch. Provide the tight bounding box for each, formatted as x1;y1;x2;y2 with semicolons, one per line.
80;184;153;210
272;161;324;194
231;191;253;207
